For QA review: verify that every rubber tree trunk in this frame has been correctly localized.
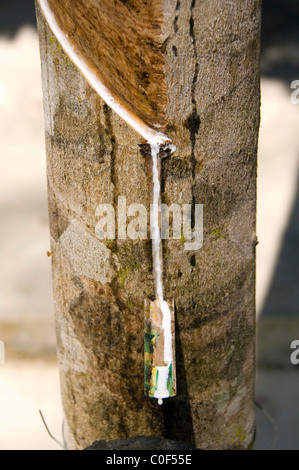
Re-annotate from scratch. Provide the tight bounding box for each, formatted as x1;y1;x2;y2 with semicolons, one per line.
36;0;261;450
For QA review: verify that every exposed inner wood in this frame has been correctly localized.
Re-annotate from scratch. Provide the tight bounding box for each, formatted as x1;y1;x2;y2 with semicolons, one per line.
38;0;168;132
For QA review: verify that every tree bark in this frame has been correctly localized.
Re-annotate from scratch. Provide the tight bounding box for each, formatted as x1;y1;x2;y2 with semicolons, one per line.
36;0;261;450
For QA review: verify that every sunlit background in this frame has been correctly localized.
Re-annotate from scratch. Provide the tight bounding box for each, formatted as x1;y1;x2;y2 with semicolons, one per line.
0;0;299;450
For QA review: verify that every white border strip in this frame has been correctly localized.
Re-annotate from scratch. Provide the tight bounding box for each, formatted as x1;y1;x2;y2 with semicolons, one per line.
38;0;171;146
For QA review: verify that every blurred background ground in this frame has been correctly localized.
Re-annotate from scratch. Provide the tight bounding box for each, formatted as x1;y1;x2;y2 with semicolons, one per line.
0;0;299;450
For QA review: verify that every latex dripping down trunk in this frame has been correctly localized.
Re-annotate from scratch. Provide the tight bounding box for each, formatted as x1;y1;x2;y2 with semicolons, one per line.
144;144;176;405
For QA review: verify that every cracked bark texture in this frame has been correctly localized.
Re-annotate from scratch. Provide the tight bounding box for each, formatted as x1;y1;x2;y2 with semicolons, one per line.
36;0;261;450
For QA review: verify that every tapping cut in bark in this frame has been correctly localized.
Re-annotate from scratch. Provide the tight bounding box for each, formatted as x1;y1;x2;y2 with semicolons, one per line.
37;0;171;145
